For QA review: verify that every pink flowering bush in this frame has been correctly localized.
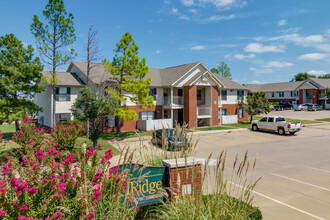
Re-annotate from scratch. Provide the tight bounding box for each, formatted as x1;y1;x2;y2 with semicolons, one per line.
12;118;46;152
51;123;83;150
0;141;138;219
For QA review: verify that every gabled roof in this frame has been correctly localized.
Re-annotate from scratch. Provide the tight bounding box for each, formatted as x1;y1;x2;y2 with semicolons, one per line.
40;71;84;86
244;81;304;92
307;78;330;89
212;74;247;90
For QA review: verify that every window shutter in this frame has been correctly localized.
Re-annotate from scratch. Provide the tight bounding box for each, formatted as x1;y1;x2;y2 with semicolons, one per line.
67;88;71;94
67;113;71;121
139;112;142;120
55;88;59;94
67;88;71;101
55;114;60;124
154;88;157;95
105;117;109;127
154;111;157;119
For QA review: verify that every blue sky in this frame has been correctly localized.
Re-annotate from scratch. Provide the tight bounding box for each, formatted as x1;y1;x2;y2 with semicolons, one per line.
1;0;330;84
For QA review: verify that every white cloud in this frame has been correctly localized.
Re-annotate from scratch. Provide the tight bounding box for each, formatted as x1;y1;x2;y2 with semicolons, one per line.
244;43;285;53
191;45;206;50
181;0;194;6
189;9;198;14
180;0;247;9
155;50;161;54
278;19;287;26
170;8;179;15
249;67;274;74
203;14;239;22
262;61;293;68
298;53;328;61
179;15;191;20
233;53;255;60
307;70;329;75
22;42;28;48
248;80;265;84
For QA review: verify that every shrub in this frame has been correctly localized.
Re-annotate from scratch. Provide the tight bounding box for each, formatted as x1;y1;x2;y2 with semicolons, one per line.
58;120;81;127
51;123;82;150
0;142;138;219
12;118;46;155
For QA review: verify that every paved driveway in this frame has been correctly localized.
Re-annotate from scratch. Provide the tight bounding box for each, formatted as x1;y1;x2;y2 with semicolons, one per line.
260;109;330;121
194;124;330;220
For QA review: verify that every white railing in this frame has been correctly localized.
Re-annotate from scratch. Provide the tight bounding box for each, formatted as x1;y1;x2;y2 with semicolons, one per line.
164;96;184;106
197;107;211;116
305;99;312;103
221;115;238;124
319;94;325;99
137;119;173;131
197;99;205;105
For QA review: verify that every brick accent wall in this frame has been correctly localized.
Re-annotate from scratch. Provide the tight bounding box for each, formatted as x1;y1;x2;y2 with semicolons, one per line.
184;86;197;128
221;104;248;122
299;89;304;104
165;165;202;199
101;105;163;133
211;86;219;126
312;89;319;104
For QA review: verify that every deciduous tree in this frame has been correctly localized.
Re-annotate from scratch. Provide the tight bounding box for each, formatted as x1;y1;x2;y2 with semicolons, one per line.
211;61;232;80
0;33;44;130
31;0;76;127
103;32;154;134
238;91;271;123
71;87;119;147
318;73;330;79
291;72;316;81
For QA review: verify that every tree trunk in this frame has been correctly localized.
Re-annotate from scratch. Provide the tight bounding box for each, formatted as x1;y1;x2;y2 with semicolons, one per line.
93;139;97;148
250;114;253;124
15;121;20;131
116;116;121;134
86;120;90;137
52;86;56;127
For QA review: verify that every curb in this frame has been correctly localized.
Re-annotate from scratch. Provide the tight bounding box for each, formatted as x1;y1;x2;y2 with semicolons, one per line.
191;128;248;135
302;121;330;127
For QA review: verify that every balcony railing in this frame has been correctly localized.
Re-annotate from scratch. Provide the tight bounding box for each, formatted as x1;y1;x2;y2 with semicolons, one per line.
164;96;184;106
197;99;205;105
319;94;325;99
197;107;211;116
55;94;71;101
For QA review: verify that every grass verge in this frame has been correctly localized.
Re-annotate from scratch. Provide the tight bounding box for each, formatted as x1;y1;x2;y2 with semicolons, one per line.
316;118;330;122
100;130;153;140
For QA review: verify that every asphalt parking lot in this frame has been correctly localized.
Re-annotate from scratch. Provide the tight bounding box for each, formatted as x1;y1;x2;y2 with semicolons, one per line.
260;109;330;121
194;123;330;220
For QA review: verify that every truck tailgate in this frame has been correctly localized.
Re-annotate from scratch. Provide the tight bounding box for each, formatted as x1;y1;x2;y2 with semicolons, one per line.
290;122;301;128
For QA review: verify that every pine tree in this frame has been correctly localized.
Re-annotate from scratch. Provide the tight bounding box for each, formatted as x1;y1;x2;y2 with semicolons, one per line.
31;0;76;127
103;32;154;134
0;33;44;130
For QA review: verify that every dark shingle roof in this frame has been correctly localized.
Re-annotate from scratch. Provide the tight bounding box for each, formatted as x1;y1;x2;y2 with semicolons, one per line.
244;81;304;92
40;71;84;86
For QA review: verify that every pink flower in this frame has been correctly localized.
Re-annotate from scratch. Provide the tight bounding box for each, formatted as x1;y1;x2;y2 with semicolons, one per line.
0;209;6;216
20;203;29;213
27;186;37;195
0;180;6;187
10;177;19;187
15;182;28;193
41;179;49;184
32;163;40;170
22;158;29;166
115;177;120;183
87;147;95;157
64;153;76;165
87;212;94;220
18;216;30;220
0;187;7;196
53;210;62;218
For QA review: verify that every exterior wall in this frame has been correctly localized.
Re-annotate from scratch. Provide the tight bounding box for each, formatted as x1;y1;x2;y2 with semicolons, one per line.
55;87;80;120
101;105;163;133
312;89;319;104
124;87;165;106
221;104;248;122
34;83;52;127
265;91;297;100
184;86;197;129
299;89;304;104
211;86;218;126
221;90;246;104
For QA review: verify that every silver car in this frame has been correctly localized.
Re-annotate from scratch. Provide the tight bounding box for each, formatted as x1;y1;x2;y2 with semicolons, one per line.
293;104;309;111
307;104;323;111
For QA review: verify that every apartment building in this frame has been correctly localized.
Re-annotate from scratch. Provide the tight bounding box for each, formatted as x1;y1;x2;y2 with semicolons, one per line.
34;61;248;132
244;78;330;108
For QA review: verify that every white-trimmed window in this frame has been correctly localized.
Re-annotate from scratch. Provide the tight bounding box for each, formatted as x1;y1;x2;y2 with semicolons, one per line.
279;92;284;97
105;116;116;127
56;87;71;101
221;109;227;115
238;109;245;118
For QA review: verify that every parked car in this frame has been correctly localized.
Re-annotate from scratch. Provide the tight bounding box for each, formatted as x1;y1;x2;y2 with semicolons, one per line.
293;104;309;111
274;103;293;111
307;104;323;111
152;129;190;150
251;116;301;135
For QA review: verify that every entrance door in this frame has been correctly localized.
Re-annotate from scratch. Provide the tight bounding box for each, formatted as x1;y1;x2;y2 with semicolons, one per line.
178;109;184;126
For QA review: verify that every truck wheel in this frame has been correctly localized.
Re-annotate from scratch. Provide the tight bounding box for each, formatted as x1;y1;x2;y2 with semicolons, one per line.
278;128;285;135
252;124;258;131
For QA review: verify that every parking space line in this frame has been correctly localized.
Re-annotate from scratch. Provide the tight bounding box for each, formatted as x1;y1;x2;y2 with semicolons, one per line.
306;166;330;174
270;173;330;192
229;181;325;220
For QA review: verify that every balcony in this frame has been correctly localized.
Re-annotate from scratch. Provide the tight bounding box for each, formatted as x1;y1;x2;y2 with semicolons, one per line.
55;94;71;101
319;94;326;99
197;99;205;105
197;107;211;118
163;96;184;108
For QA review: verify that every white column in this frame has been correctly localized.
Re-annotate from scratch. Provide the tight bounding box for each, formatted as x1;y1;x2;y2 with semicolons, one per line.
171;87;174;126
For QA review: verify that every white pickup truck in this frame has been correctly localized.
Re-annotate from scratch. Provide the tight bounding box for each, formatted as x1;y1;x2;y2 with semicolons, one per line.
251;116;301;135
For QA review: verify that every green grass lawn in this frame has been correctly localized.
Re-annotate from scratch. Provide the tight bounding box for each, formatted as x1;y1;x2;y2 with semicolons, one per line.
100;130;153;140
252;116;320;124
316;118;330;122
194;126;237;131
